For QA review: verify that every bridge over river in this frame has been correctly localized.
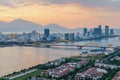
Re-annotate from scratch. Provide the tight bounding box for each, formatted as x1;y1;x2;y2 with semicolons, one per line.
24;40;118;50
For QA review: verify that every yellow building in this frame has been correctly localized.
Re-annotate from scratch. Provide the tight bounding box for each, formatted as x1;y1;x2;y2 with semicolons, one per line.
10;33;14;39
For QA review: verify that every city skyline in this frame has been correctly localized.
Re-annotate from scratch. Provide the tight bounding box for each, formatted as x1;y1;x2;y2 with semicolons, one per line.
0;25;115;43
0;1;120;79
0;0;120;28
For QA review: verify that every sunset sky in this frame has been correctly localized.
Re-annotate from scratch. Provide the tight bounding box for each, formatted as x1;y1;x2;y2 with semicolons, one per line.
0;0;120;28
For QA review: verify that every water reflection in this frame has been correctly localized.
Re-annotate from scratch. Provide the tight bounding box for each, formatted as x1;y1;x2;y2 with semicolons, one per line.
0;37;120;76
0;47;79;76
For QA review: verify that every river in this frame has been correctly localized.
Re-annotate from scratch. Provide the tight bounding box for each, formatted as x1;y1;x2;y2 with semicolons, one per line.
0;37;120;76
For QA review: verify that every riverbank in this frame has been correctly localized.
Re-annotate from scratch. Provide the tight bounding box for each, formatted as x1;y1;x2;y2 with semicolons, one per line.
0;35;118;47
2;56;81;79
1;48;120;80
0;36;119;79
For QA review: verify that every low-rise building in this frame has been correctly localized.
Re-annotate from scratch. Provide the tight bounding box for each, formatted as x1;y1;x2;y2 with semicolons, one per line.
48;59;89;78
95;63;120;69
77;67;107;80
48;63;75;78
111;56;120;61
112;71;120;80
45;58;66;67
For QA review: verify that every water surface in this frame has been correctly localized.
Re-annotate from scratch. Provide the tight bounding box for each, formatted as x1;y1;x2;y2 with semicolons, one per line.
0;37;120;76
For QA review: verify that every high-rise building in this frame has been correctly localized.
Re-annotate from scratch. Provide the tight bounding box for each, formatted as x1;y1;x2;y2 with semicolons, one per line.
87;31;91;37
110;29;114;35
76;32;80;37
93;25;102;37
65;33;69;40
105;25;109;36
10;33;14;39
69;33;75;41
31;30;37;35
83;28;87;36
44;29;50;38
93;28;99;36
98;25;102;36
64;33;74;41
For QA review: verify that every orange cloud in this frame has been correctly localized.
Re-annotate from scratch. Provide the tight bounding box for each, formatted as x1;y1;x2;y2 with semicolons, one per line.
0;1;120;28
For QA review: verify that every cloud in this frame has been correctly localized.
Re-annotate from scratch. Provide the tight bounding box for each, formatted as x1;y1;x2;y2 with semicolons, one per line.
0;0;15;8
0;0;120;11
73;0;120;9
0;0;33;8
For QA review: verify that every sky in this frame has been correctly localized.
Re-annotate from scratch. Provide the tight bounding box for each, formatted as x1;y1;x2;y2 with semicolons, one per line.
0;0;120;28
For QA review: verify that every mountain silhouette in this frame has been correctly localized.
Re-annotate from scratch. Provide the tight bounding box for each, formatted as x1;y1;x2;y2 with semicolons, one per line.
0;19;119;35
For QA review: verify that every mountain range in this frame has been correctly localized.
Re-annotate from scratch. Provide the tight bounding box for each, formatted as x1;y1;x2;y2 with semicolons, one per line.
0;19;83;33
0;19;119;34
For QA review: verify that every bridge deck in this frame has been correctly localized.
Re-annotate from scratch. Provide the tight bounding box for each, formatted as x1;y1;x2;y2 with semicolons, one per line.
39;44;116;48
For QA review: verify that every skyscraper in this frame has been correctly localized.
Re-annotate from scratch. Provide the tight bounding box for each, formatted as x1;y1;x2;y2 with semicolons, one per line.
93;25;102;37
105;25;109;36
10;33;15;39
93;28;99;36
98;25;102;36
44;29;50;38
69;33;75;41
110;29;114;35
83;28;87;36
65;33;69;40
65;33;74;41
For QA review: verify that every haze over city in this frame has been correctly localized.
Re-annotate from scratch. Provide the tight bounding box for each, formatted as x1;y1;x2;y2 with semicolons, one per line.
0;0;120;28
0;0;120;80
